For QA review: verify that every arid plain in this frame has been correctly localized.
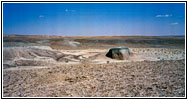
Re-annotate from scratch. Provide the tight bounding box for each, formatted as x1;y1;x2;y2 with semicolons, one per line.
3;35;185;97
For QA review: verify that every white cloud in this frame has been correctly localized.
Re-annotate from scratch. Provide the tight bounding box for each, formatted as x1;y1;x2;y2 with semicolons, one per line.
39;15;44;18
156;14;172;18
171;22;179;25
65;9;69;12
65;9;76;12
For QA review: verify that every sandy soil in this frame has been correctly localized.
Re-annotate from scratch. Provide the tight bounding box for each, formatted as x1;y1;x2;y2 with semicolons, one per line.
3;47;185;69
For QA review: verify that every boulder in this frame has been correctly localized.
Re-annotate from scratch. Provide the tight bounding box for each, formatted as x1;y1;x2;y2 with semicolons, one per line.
106;47;131;60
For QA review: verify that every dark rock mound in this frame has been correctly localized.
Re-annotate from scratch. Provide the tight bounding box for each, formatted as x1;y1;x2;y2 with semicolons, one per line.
106;47;131;60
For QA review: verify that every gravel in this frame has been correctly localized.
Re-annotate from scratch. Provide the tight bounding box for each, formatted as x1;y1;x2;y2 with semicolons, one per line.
3;60;185;97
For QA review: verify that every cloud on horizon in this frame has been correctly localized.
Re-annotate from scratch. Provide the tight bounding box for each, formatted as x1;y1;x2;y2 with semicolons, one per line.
156;14;172;18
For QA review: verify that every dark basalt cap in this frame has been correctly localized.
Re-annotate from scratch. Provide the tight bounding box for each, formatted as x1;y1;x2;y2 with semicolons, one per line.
106;47;131;60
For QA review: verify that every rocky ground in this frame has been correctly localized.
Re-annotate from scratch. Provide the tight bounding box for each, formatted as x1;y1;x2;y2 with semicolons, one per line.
3;60;185;97
3;35;186;97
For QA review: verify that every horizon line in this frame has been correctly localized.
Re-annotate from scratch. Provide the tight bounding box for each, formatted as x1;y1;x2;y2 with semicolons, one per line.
3;34;185;37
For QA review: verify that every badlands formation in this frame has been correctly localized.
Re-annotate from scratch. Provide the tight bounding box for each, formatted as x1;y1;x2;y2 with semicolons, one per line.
3;35;185;97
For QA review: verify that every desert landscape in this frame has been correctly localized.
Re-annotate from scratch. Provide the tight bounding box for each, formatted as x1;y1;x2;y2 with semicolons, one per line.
3;35;185;97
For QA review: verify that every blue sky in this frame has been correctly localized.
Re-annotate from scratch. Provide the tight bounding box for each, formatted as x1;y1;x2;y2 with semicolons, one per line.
3;3;185;36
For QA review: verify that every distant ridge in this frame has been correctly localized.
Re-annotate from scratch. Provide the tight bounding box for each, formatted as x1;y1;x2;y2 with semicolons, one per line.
159;35;185;37
3;34;185;37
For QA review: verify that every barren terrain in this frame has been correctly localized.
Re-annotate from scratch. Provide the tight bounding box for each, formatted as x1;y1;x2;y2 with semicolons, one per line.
3;35;185;97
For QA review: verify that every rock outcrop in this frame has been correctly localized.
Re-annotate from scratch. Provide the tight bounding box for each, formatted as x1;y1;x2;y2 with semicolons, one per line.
106;47;131;60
